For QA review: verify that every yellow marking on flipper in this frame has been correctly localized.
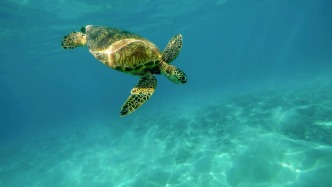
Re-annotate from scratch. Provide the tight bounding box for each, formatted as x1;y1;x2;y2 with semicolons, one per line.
120;72;157;116
131;87;154;95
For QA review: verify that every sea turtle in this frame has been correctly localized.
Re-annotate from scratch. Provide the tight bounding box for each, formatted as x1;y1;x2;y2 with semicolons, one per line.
61;25;187;116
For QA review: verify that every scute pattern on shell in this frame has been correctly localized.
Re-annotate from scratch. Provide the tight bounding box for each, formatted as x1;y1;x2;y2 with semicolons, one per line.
85;26;139;51
85;25;162;75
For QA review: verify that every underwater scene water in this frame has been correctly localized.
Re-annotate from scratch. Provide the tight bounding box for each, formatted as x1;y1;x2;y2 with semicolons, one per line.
1;0;332;186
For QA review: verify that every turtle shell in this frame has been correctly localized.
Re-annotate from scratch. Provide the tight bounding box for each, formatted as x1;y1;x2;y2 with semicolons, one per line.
84;25;161;75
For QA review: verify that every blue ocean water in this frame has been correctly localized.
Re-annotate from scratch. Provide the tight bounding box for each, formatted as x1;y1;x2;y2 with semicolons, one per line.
1;0;332;186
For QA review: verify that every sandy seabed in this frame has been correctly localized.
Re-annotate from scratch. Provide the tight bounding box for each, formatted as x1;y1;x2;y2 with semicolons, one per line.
1;79;332;187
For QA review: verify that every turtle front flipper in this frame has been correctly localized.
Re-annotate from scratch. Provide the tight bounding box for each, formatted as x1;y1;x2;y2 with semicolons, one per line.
162;34;183;63
120;72;157;116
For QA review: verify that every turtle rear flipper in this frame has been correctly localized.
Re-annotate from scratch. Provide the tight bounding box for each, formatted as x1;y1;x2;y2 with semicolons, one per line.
120;72;157;116
61;31;87;49
162;34;183;63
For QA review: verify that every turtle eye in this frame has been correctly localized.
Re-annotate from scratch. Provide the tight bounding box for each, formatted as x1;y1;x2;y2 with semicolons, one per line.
180;75;187;83
178;73;187;83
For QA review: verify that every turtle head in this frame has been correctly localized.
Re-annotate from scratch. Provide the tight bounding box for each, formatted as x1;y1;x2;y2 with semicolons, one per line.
61;31;87;49
170;67;187;84
162;64;187;84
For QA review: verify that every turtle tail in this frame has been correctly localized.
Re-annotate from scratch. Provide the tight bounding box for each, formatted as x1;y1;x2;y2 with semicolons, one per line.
61;31;87;49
